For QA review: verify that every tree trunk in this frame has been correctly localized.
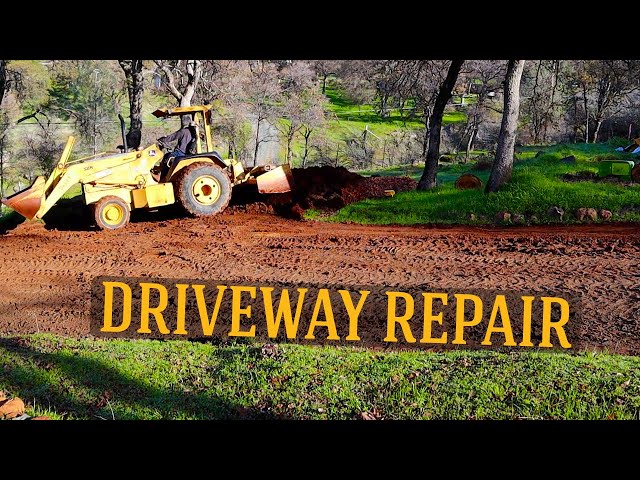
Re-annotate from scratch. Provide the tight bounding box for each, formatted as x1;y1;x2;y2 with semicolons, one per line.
0;60;7;105
465;126;476;163
322;74;328;94
118;60;144;149
302;128;311;167
485;60;525;193
417;60;464;191
253;119;261;167
592;118;603;143
582;84;589;143
286;130;294;167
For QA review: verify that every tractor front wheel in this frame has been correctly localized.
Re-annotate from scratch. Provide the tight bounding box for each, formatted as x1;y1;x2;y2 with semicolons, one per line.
93;195;131;230
173;162;232;217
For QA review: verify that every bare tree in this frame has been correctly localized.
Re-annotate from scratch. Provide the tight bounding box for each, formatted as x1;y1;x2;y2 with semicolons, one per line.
454;60;506;160
241;61;282;167
417;60;464;191
0;60;7;106
311;60;340;94
521;60;561;144
118;60;144;149
153;60;202;126
486;60;526;193
564;60;640;143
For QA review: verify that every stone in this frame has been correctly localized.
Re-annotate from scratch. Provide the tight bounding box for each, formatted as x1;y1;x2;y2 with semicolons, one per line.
455;174;483;190
495;211;511;223
0;397;25;419
468;213;477;221
576;208;588;221
585;208;598;221
547;206;565;221
560;155;576;164
600;209;612;221
528;215;538;224
511;213;525;224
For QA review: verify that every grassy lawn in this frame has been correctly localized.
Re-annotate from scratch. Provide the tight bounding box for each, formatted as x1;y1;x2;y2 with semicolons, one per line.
1;334;639;420
316;142;640;225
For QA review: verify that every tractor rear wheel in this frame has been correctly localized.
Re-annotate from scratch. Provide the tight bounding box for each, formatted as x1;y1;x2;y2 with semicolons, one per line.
632;163;640;183
93;195;131;230
173;162;232;217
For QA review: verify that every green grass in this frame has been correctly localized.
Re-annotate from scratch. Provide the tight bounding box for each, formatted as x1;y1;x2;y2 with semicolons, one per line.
1;334;639;420
318;142;640;225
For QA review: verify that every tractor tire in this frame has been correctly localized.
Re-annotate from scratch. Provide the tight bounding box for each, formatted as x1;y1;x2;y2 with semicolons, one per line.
173;162;232;217
632;163;640;183
93;195;131;230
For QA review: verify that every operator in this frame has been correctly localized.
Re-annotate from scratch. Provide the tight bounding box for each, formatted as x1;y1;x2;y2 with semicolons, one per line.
156;118;198;177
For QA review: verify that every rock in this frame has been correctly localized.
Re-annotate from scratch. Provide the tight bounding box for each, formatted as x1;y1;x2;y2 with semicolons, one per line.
495;211;511;223
535;151;545;158
576;208;588;221
585;208;598;221
261;343;279;359
455;174;483;190
547;206;565;221
560;155;576;164
600;209;612;221
511;213;525;225
0;397;25;419
359;411;377;420
468;213;477;221
10;414;31;421
528;215;538;224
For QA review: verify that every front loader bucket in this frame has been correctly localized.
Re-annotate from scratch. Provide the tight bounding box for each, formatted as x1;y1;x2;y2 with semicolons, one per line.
255;165;295;194
1;176;46;220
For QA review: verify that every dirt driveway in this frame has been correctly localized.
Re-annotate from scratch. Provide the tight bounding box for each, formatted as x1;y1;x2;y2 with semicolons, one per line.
1;212;639;353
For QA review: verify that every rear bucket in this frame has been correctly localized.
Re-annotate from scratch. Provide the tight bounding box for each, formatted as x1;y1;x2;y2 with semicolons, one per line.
256;165;295;194
1;176;46;220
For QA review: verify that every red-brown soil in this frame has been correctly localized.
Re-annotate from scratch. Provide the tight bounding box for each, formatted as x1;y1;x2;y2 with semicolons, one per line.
1;210;639;354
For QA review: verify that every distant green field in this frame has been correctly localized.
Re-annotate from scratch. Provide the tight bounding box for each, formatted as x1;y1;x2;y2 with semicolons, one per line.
310;142;640;225
287;79;465;166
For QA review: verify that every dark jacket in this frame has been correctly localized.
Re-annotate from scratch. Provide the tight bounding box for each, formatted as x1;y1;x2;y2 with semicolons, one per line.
158;127;195;154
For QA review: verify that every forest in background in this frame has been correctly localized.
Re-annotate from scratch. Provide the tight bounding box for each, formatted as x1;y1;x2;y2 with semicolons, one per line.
1;59;639;201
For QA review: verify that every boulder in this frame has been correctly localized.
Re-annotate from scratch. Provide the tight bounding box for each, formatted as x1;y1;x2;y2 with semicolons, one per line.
560;155;576;164
511;213;525;225
455;174;483;190
0;397;25;419
495;211;511;223
585;208;598;221
468;213;477;221
600;209;612;221
528;215;539;224
576;208;588;221
547;206;565;221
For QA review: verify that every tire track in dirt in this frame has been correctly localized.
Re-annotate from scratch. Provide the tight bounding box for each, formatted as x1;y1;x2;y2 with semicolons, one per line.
0;214;639;353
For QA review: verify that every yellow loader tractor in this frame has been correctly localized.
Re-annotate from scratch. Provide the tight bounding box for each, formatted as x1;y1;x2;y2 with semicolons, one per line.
1;105;293;230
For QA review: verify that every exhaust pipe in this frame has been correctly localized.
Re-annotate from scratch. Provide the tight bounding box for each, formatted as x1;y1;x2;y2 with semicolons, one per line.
118;114;128;152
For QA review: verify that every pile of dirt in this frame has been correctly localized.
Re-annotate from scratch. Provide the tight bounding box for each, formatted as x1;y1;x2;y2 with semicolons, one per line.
561;171;599;182
232;166;417;218
561;171;635;185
